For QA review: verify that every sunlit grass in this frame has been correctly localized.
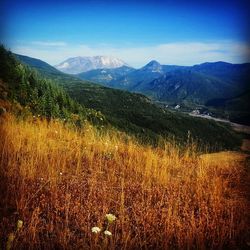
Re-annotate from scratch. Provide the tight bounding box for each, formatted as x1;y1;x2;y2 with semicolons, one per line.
0;113;249;249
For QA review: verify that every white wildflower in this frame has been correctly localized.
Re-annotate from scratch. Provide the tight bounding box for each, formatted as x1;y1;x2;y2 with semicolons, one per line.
60;172;63;175
104;230;112;236
17;220;23;230
105;213;116;223
91;226;101;234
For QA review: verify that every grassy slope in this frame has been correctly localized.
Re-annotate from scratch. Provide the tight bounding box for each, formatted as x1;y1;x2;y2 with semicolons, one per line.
0;114;248;249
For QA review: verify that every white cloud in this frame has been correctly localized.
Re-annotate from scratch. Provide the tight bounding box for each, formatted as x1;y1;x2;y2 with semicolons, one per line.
31;41;67;47
10;40;250;67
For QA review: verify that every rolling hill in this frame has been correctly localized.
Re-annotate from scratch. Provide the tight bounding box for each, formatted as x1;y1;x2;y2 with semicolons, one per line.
14;53;62;75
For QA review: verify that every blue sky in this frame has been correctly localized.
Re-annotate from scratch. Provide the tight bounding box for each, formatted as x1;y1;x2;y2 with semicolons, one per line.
1;0;250;67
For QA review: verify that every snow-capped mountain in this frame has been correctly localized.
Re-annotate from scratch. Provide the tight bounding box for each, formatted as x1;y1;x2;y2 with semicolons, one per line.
55;56;129;74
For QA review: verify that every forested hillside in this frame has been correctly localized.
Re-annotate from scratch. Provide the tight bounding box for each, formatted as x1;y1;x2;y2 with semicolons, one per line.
0;46;105;125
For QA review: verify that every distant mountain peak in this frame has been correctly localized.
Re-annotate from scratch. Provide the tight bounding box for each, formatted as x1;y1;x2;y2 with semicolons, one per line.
55;56;129;74
142;60;162;72
147;60;161;65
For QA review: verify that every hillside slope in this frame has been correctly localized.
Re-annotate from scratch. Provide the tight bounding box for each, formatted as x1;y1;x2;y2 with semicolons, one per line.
14;53;62;75
12;51;243;150
0;112;248;249
1;47;105;125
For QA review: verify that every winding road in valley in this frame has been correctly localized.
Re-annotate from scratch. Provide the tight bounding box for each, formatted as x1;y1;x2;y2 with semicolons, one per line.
189;113;250;151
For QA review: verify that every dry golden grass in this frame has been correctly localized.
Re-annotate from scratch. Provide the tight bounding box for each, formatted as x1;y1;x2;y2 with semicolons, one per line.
0;113;249;249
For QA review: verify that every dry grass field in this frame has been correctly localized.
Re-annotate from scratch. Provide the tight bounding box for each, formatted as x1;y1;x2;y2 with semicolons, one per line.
0;113;249;249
